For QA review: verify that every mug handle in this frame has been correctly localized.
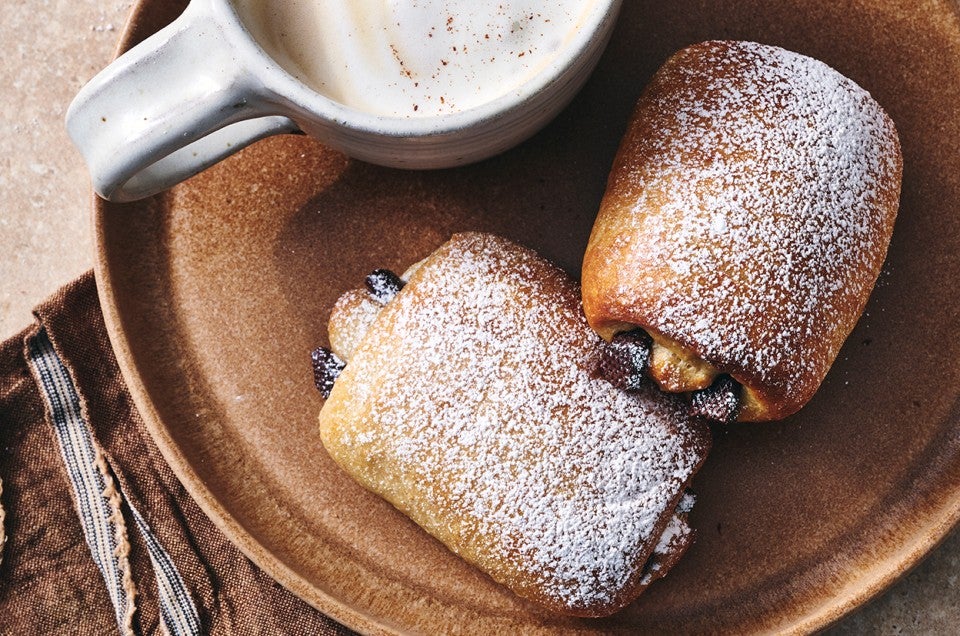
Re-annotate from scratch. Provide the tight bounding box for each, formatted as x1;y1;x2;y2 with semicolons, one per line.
66;2;299;202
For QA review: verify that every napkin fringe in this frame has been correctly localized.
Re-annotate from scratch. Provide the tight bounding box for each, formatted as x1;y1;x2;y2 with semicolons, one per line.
0;270;352;635
26;326;200;636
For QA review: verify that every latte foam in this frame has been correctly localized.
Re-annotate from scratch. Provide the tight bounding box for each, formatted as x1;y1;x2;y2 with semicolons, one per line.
236;0;596;117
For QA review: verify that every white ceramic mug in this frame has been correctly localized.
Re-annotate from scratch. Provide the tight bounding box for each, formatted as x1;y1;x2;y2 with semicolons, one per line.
66;0;622;202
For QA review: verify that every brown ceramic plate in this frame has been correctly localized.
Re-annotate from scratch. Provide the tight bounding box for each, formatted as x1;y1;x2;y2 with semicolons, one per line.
94;0;960;633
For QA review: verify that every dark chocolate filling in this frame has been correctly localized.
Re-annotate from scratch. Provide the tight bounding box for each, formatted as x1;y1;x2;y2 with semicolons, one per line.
602;328;745;422
690;375;742;423
639;489;697;584
598;329;652;391
365;269;405;304
312;347;345;399
676;488;697;514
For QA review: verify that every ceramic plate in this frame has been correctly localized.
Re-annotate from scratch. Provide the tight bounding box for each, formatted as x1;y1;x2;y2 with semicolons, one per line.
94;0;960;633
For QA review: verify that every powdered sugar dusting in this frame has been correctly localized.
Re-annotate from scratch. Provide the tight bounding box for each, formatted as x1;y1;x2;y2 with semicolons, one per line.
596;41;901;407
324;233;710;612
639;511;692;587
328;289;383;360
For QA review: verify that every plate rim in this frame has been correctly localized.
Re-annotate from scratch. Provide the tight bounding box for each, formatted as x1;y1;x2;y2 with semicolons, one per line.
91;1;960;634
90;5;409;634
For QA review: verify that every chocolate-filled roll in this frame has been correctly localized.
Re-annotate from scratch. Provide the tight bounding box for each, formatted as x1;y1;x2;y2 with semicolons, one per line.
582;41;902;421
316;233;711;617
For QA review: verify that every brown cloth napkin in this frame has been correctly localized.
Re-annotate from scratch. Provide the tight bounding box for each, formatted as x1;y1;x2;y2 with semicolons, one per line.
0;272;355;635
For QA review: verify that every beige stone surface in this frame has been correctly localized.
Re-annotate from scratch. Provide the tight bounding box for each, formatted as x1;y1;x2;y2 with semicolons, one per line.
1;1;957;633
827;527;960;634
1;0;132;337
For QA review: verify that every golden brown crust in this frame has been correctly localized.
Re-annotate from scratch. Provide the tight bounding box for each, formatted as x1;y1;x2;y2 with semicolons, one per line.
582;41;902;421
320;233;711;616
327;289;381;360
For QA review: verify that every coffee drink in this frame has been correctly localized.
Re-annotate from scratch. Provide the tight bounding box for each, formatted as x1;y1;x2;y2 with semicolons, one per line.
235;0;597;117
